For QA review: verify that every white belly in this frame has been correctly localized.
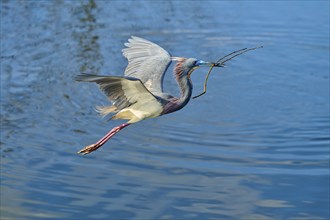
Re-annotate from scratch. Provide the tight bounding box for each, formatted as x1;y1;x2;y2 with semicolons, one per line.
117;99;163;123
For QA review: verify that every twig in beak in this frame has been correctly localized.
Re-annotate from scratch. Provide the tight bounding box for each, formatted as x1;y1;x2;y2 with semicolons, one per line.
193;45;263;99
192;64;215;99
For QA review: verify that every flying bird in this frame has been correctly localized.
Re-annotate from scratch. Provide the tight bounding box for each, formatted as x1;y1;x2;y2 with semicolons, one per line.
75;36;221;155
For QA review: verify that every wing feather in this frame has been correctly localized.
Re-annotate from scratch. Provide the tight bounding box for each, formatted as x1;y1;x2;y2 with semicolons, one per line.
122;36;171;94
75;74;160;111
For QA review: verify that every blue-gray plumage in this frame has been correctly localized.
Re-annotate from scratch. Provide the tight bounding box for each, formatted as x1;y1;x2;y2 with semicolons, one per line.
75;36;217;155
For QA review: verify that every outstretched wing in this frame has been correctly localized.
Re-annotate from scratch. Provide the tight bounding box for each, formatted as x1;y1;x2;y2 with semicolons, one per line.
122;36;171;94
75;74;160;111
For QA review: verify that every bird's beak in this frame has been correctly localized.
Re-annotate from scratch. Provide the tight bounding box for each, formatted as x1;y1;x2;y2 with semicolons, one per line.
196;60;224;67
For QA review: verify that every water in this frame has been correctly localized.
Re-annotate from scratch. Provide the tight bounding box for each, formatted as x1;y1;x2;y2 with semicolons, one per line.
1;1;329;219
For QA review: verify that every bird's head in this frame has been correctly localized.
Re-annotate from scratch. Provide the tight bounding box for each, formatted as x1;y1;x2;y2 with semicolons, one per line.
172;57;222;78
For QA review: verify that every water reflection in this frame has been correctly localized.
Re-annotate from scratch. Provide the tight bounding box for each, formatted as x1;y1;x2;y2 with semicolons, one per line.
72;0;103;73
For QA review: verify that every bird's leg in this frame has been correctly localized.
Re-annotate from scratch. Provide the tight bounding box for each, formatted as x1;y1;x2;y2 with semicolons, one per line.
77;123;130;155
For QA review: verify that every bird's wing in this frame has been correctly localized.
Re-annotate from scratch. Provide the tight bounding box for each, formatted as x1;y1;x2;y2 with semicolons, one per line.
75;74;160;111
122;36;171;94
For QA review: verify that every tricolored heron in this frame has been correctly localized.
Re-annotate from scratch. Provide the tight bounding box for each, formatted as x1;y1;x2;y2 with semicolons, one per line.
75;36;221;155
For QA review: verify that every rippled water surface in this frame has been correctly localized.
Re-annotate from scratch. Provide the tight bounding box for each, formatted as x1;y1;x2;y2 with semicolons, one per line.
1;1;329;219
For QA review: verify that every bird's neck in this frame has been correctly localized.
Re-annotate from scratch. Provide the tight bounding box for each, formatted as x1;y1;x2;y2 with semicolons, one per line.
164;70;194;114
177;74;193;107
161;65;195;115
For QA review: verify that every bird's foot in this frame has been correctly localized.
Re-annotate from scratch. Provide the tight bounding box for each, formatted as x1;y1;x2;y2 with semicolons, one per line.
77;144;99;155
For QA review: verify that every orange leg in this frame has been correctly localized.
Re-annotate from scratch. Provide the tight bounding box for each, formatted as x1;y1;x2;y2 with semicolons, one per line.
77;123;130;155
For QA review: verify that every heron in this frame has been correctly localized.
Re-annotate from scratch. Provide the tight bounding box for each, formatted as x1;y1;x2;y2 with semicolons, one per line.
75;36;222;155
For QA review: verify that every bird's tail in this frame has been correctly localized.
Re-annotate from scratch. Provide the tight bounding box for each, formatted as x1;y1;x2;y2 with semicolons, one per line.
95;105;117;117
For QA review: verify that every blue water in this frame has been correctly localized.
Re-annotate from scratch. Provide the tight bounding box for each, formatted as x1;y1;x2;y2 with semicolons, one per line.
1;1;329;219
